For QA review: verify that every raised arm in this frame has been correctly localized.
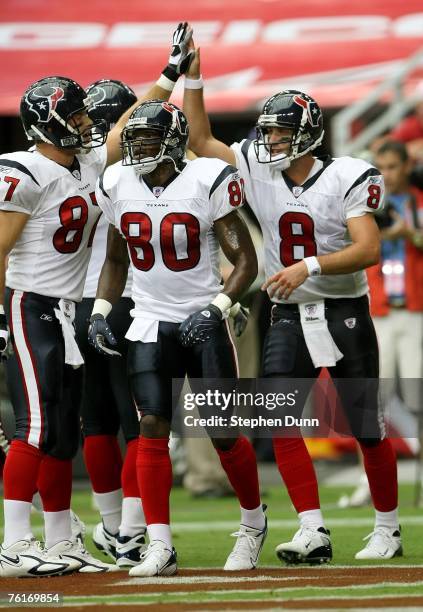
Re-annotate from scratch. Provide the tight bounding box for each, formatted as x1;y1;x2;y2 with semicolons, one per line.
106;22;195;166
183;49;237;166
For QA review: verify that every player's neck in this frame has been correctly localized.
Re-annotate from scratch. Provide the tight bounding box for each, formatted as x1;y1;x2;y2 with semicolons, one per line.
142;162;178;188
36;143;76;168
284;155;315;185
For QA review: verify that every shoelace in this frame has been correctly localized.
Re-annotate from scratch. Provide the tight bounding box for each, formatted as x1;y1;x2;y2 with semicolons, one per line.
229;531;257;558
361;527;395;547
140;541;168;561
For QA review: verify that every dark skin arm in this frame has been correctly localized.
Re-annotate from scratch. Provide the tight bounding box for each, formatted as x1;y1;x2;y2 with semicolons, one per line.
96;225;129;304
214;210;258;303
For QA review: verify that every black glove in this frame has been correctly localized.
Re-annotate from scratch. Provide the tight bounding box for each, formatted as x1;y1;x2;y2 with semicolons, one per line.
178;304;222;347
232;305;249;338
168;21;195;76
0;312;9;362
88;314;121;357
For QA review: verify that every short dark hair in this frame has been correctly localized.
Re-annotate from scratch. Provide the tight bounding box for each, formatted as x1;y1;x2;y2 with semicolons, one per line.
375;140;408;162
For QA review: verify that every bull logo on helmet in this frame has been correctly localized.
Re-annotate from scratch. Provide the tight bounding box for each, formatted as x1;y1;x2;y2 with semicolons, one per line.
27;86;65;122
293;95;320;128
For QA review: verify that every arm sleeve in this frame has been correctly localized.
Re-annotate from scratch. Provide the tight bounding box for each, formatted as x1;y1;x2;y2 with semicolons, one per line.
343;169;385;220
0;162;41;215
231;139;254;203
209;165;245;222
95;174;115;225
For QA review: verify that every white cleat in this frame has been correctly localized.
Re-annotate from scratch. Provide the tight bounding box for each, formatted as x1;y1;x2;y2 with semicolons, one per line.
355;526;402;560
92;522;117;562
116;530;148;568
224;519;268;571
338;476;371;509
0;538;71;578
129;540;177;577
276;526;332;565
45;540;83;573
49;537;119;573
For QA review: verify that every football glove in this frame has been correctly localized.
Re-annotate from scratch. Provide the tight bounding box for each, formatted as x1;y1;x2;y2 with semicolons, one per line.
88;313;121;357
232;304;250;338
179;304;223;347
0;312;9;362
168;21;195;75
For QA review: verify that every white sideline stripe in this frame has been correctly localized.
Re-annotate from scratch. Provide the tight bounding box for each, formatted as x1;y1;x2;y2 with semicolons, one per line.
61;515;423;532
116;575;323;586
111;580;423;593
11;290;42;447
51;592;423;609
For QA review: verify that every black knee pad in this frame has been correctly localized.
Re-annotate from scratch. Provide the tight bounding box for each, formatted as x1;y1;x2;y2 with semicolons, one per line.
356;437;383;448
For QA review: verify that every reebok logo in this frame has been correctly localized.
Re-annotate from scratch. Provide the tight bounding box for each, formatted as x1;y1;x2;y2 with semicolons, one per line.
201;310;211;318
40;314;53;322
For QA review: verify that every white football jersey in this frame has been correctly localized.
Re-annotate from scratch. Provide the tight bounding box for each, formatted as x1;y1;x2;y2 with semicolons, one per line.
231;140;385;303
95;157;244;322
0;146;107;302
83;215;132;298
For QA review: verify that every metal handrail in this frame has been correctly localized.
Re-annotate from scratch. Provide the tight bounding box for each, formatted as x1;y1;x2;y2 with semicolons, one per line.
332;47;423;157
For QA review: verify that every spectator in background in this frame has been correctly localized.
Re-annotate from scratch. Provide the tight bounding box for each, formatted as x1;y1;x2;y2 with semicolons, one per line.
341;140;423;508
369;140;423;407
390;84;423;164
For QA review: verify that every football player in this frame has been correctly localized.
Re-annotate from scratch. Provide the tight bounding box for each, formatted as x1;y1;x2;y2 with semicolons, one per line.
182;47;401;563
75;78;147;568
0;22;195;577
89;100;267;576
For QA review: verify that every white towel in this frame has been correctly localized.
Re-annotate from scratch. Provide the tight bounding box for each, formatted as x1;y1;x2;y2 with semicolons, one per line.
125;318;160;343
54;299;84;368
299;300;343;368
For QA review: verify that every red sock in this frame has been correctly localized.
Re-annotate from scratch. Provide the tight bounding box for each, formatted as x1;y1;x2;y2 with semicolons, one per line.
137;437;171;525
37;455;72;511
122;439;139;498
3;440;42;501
216;436;261;510
360;438;398;511
83;434;123;493
273;437;320;513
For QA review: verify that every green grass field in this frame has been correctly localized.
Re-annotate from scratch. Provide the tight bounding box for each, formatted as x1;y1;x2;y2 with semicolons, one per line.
1;482;420;567
1;484;422;609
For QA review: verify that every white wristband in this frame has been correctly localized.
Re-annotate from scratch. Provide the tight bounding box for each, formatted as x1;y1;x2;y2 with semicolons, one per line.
211;293;232;315
156;74;176;92
92;298;112;319
303;256;321;277
184;76;204;89
229;302;241;317
0;305;4;315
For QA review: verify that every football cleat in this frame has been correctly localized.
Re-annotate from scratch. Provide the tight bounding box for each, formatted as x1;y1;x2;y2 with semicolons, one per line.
116;530;148;567
355;526;402;560
128;540;177;577
224;515;268;571
92;522;117;561
276;526;332;565
49;537;119;573
0;538;71;578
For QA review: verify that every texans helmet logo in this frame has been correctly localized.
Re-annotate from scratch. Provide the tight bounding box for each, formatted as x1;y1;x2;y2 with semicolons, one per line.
87;86;106;110
293;95;320;128
27;86;65;122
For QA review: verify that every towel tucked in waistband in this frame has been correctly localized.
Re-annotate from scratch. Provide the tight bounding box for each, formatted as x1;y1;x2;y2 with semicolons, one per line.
298;300;343;368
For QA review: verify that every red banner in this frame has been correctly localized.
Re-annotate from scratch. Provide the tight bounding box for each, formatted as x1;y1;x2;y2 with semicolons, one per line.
1;0;423;114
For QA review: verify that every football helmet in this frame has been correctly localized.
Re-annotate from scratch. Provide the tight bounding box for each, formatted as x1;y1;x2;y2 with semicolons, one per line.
254;90;324;170
121;100;188;175
20;76;107;150
86;79;137;131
